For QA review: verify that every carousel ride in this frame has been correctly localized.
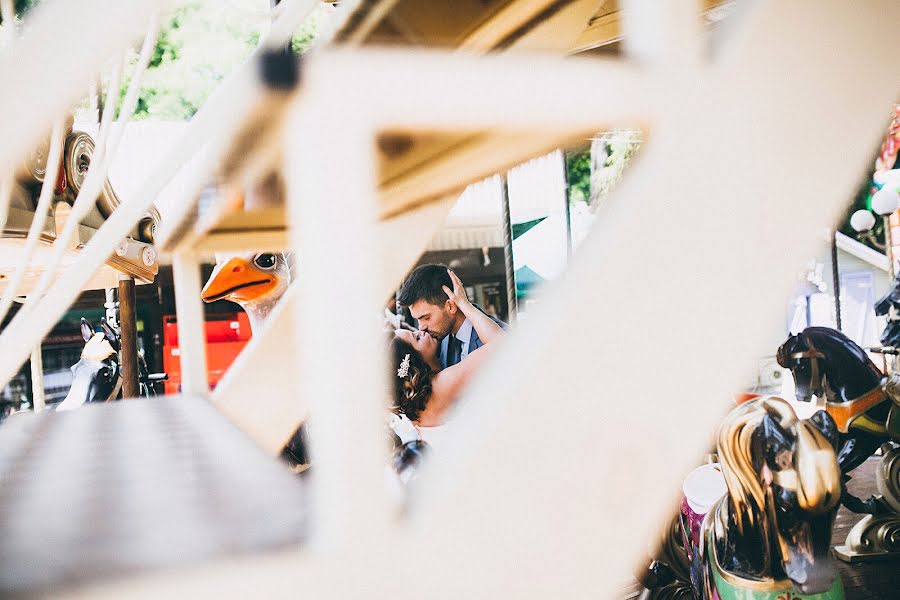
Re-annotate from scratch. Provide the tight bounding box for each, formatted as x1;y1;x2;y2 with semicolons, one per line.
772;108;900;565
0;0;898;597
640;111;900;599
777;327;900;564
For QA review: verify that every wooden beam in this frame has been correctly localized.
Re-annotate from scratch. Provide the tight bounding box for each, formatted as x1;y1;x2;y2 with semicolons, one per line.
378;129;596;219
569;10;620;53
458;0;562;51
569;0;731;54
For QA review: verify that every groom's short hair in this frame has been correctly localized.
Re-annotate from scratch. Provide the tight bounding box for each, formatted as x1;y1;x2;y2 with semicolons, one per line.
397;264;452;307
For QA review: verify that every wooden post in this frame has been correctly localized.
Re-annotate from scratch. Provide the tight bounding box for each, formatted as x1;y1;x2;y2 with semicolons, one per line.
118;275;139;398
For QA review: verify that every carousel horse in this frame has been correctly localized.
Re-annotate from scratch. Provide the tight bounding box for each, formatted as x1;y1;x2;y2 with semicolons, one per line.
777;327;900;561
874;274;900;347
55;318;167;410
776;327;900;516
56;318;122;410
647;397;844;599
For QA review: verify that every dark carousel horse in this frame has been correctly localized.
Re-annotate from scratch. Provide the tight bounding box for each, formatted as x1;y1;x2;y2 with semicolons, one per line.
56;318;167;410
874;272;900;347
56;318;122;410
646;397;843;599
777;326;899;515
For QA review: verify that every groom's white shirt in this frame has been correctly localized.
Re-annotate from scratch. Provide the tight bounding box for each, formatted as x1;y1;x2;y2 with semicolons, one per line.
439;318;474;366
455;319;474;361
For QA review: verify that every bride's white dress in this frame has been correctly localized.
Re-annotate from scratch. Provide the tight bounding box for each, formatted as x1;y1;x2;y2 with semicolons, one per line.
389;412;450;452
416;424;451;451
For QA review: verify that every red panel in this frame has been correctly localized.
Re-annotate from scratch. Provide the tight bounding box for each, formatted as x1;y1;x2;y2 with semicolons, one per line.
163;313;252;346
162;312;253;395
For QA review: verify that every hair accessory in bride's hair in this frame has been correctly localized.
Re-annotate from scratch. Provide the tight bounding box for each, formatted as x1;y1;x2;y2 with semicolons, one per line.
397;353;411;378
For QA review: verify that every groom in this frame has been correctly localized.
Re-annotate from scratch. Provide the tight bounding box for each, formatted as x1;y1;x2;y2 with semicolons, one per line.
397;264;507;369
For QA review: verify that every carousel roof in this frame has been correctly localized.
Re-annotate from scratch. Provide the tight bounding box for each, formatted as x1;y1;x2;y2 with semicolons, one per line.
156;0;737;255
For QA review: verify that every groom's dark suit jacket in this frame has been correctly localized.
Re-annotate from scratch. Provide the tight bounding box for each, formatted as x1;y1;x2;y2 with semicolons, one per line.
438;305;507;369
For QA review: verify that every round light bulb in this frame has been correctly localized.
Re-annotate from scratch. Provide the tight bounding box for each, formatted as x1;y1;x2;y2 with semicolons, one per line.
872;187;900;216
874;168;900;188
850;209;876;233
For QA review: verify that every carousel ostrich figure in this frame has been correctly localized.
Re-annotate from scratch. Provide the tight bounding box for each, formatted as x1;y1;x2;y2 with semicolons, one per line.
200;251;309;465
200;252;293;333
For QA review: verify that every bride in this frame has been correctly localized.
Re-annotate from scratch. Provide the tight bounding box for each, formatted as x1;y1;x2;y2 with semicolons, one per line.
389;269;505;428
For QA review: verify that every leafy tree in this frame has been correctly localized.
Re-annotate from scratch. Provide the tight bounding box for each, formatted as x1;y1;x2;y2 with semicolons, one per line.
111;0;328;121
566;148;591;205
566;130;641;210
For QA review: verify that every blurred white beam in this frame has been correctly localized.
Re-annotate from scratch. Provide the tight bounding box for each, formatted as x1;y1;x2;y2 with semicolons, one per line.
285;104;391;551
301;48;656;131
172;252;210;396
620;0;703;67
29;344;44;411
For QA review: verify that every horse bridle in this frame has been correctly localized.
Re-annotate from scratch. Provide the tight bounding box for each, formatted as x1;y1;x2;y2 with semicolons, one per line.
789;349;827;399
106;364;123;402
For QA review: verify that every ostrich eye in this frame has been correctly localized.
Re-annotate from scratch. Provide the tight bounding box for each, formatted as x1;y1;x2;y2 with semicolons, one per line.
254;253;277;270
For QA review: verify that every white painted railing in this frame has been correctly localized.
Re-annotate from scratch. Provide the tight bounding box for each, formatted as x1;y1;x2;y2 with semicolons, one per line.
0;1;897;597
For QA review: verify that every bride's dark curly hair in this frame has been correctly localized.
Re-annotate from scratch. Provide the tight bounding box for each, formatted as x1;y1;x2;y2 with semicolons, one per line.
389;336;433;421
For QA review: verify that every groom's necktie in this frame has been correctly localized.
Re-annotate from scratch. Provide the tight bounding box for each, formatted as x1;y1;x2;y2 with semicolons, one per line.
447;336;462;367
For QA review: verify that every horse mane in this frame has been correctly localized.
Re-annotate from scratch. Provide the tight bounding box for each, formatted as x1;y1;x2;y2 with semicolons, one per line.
717;397;795;536
802;326;878;369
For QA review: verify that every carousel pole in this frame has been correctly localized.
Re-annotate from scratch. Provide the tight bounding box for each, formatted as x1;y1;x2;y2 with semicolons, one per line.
830;229;842;331
118;274;139;398
884;215;896;279
500;177;517;322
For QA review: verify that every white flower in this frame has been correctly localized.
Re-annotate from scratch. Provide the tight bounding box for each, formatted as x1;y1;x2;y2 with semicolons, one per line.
397;353;410;378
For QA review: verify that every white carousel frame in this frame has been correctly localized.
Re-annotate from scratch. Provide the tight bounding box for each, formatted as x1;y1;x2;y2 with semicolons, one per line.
0;0;898;597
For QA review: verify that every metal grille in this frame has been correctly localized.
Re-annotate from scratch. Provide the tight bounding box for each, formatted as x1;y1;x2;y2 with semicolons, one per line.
0;396;308;596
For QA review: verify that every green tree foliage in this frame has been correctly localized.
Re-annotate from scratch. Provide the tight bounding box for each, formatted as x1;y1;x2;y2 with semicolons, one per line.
566;148;591;205
115;0;327;121
566;130;641;210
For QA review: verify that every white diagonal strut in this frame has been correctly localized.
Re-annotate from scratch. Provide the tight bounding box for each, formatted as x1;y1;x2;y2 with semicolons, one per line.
285;100;392;552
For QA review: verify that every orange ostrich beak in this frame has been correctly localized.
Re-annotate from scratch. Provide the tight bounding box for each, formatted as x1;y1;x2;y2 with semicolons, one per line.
201;257;277;303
